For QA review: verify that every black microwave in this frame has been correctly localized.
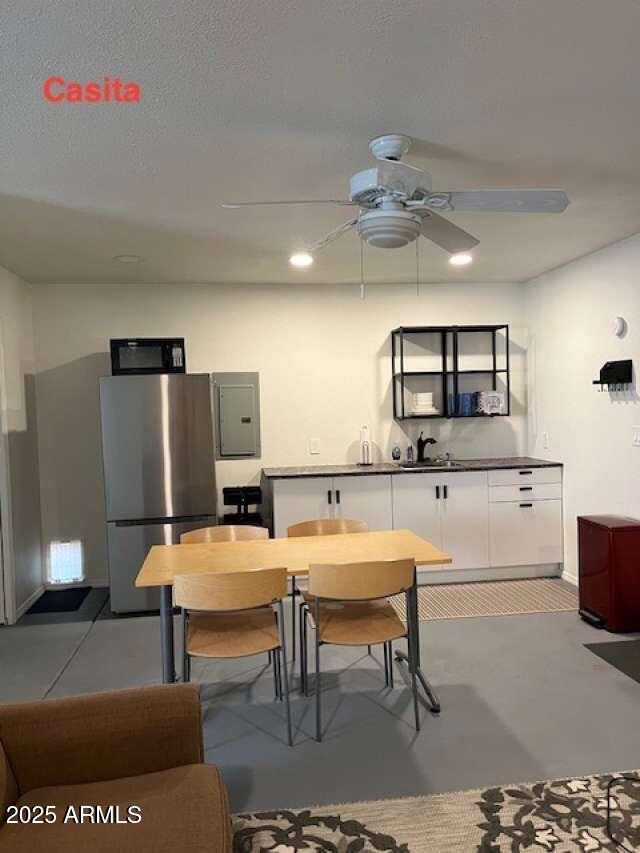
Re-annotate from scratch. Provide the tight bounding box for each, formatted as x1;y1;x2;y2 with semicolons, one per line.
110;338;186;375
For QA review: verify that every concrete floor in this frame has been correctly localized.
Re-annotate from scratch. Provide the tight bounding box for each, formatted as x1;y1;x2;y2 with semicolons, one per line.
2;595;640;813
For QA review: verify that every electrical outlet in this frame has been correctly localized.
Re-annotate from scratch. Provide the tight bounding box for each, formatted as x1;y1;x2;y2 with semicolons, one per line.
308;437;320;455
633;427;640;447
542;431;549;450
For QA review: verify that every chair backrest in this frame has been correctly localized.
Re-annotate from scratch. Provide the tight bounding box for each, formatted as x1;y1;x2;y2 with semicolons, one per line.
287;518;369;538
174;567;287;612
308;559;415;602
180;525;269;544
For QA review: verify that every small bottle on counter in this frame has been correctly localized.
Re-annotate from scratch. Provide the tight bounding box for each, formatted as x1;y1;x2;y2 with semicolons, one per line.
391;446;401;461
406;445;414;463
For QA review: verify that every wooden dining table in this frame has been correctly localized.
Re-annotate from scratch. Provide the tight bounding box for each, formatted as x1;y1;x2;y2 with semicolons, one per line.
136;528;452;708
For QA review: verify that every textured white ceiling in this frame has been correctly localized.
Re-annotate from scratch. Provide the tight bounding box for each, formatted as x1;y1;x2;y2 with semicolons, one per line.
2;0;640;285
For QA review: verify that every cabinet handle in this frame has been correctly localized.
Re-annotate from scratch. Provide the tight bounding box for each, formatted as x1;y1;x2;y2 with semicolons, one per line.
435;485;440;499
443;484;448;500
519;502;533;508
519;470;533;475
327;490;332;505
336;489;341;505
519;486;533;492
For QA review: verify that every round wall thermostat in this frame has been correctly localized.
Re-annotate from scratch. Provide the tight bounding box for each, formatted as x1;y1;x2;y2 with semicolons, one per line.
611;316;627;338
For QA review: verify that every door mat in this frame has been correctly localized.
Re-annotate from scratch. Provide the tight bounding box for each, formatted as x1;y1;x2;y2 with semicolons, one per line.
233;769;640;852
585;638;640;686
391;578;578;621
27;586;91;614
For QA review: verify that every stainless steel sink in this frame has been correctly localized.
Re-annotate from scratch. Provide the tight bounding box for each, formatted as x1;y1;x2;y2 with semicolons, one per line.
396;460;462;470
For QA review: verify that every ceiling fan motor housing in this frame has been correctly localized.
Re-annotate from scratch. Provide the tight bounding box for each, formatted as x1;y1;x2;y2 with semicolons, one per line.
357;207;422;249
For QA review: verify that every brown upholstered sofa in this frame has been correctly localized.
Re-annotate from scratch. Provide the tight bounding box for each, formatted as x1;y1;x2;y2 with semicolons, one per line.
0;684;231;851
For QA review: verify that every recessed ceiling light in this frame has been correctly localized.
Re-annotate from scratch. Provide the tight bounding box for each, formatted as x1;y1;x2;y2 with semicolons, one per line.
449;253;473;267
289;252;314;268
113;254;143;263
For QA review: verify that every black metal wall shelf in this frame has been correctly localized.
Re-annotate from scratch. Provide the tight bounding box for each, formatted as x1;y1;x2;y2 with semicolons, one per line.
391;324;511;420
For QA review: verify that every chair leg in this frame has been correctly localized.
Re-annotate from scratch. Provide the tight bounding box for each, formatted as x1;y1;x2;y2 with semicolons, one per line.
183;652;191;683
367;644;372;655
182;609;190;683
383;640;389;686
299;602;306;694
268;650;272;665
315;599;322;742
277;601;294;747
406;590;420;731
388;641;394;689
303;606;310;697
273;645;281;700
290;577;297;663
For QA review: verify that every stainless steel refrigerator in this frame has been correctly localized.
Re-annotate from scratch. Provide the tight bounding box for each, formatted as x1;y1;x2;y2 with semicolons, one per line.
99;374;217;613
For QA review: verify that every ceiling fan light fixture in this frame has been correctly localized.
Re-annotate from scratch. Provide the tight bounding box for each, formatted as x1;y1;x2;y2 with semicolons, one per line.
289;252;314;268
357;209;422;249
449;252;473;267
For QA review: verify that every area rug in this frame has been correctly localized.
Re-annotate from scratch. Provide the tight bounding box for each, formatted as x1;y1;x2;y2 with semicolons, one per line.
586;638;640;687
391;578;578;622
232;769;640;851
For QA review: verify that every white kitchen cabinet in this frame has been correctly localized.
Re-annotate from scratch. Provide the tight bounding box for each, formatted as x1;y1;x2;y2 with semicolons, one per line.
440;472;490;569
272;477;333;536
391;474;442;548
272;474;392;537
392;471;489;570
489;499;563;567
334;475;393;531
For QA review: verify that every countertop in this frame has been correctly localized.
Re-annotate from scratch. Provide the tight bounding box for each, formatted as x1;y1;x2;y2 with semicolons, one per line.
262;457;562;479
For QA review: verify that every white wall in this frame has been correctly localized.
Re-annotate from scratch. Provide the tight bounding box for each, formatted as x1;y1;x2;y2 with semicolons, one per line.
0;265;42;620
525;233;640;583
32;281;527;584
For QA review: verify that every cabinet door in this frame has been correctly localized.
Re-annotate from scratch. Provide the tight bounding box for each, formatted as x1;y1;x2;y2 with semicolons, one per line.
489;499;563;567
272;477;332;537
391;474;442;548
335;475;393;531
440;472;490;569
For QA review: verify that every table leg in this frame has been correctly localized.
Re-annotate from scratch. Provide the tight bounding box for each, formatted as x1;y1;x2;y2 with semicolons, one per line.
395;576;441;713
160;585;176;684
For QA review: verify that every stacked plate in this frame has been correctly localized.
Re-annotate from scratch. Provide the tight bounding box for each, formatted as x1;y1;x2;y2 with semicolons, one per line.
411;392;439;416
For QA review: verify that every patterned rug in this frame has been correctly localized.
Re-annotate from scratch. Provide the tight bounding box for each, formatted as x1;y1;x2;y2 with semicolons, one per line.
391;578;578;622
232;769;640;851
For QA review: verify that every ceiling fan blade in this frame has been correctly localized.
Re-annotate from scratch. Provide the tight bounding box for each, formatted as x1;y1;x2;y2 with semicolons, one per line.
443;189;569;213
221;199;356;209
420;212;479;253
307;217;359;253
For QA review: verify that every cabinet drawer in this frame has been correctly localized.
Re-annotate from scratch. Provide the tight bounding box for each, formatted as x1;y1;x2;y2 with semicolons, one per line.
489;483;562;502
489;499;563;566
488;466;562;486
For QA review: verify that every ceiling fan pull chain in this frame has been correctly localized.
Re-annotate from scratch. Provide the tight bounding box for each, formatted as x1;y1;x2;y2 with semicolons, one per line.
416;238;420;297
360;239;366;301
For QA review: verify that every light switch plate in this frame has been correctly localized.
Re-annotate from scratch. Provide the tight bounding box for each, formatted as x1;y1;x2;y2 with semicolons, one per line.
309;437;320;455
633;427;640;447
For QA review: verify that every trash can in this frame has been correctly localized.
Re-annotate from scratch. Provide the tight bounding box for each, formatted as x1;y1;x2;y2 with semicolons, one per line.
578;515;640;632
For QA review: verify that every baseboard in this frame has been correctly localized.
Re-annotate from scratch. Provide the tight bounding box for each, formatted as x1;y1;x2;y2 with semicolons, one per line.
418;564;562;585
15;585;45;620
44;576;109;590
561;570;578;587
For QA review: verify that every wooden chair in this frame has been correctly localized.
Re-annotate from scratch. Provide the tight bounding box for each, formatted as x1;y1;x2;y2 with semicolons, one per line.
173;567;293;746
287;518;369;671
180;525;269;544
302;559;420;741
287;518;368;538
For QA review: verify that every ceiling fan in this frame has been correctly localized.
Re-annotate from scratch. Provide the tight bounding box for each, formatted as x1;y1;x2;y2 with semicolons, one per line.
222;133;569;257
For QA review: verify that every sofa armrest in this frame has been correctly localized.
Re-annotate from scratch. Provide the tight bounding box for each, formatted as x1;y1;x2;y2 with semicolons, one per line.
0;684;203;794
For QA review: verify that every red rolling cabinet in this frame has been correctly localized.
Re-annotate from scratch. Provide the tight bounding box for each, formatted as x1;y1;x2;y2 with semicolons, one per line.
578;515;640;632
